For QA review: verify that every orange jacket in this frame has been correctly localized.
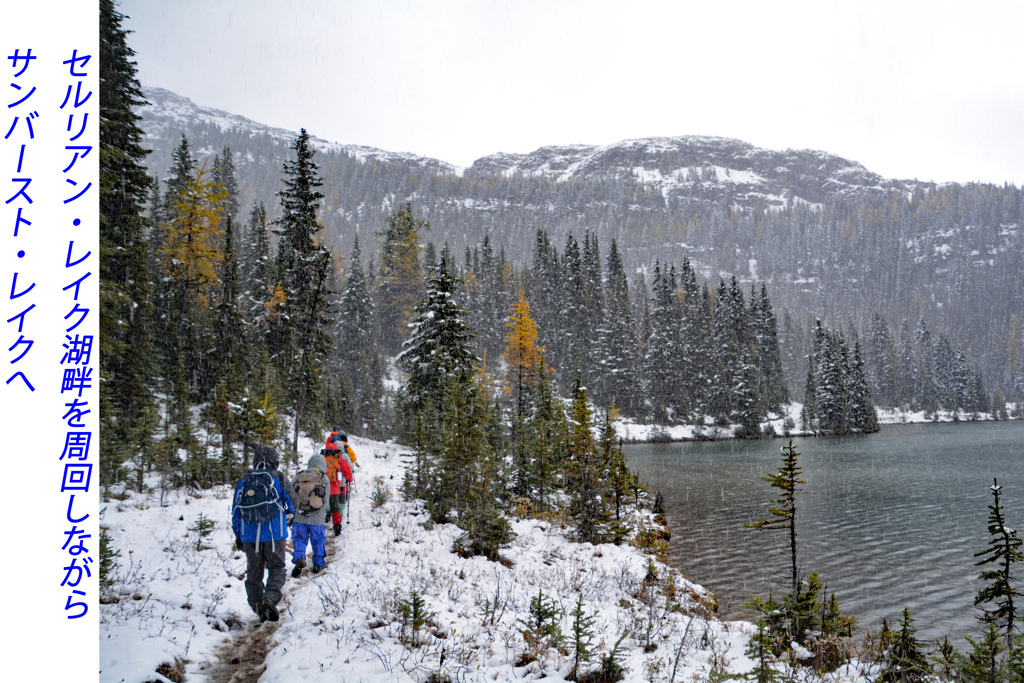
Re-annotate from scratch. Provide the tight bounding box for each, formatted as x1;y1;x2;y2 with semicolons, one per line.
325;450;353;494
324;431;358;464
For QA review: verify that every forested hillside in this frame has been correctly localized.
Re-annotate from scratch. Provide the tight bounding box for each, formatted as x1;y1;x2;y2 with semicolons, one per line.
138;88;1024;403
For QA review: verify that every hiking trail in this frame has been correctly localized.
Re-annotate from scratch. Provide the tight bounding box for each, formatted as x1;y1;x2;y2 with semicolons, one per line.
202;520;348;683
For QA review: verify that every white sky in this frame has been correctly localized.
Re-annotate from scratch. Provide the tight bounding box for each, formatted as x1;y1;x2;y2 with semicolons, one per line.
118;0;1024;185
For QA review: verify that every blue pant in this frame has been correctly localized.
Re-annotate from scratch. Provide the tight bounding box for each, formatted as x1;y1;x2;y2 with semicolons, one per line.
291;522;326;567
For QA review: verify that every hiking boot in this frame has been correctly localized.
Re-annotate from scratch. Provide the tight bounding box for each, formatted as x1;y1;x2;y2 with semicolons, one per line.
312;563;325;574
262;598;279;622
333;524;342;537
291;559;305;578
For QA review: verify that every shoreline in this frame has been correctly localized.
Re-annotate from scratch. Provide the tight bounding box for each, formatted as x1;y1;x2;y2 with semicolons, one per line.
613;401;1021;445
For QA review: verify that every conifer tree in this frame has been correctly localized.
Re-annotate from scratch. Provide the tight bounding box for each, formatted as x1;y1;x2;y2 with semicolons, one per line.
877;608;931;683
593;240;639;414
242;201;274;308
398;254;478;432
847;339;880;433
975;478;1023;646
562;235;592;390
599;409;633;544
959;623;1007;683
211;146;239;223
208;216;246;481
502;290;544;499
915;317;938;413
100;0;155;486
569;593;597;681
336;237;383;435
502;290;544;420
566;368;606;544
527;356;566;513
744;618;785;683
747;440;804;598
868;312;897;406
156;162;227;400
377;203;428;354
645;263;682;422
750;283;789;413
272;129;334;457
895;320;917;409
815;330;850;435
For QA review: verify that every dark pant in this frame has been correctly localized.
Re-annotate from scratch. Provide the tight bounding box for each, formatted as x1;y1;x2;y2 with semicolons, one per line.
243;539;287;614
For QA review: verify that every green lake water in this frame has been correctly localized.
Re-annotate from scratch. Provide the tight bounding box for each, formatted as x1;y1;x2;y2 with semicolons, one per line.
624;420;1024;642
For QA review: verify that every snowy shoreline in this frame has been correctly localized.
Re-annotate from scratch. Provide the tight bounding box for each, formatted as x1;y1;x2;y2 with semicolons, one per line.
612;402;1020;444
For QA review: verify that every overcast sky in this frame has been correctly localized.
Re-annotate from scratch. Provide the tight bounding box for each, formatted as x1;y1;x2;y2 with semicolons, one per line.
118;0;1024;186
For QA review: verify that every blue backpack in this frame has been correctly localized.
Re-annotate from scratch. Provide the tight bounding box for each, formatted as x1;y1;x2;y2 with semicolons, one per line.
234;469;284;524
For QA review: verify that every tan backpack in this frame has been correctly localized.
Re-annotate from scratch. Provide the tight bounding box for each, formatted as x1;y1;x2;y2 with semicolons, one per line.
294;469;326;513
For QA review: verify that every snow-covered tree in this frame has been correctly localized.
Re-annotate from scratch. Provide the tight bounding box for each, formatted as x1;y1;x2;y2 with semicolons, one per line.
398;253;479;429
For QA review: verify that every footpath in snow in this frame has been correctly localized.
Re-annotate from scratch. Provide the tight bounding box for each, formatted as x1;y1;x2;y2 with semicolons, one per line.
100;434;753;683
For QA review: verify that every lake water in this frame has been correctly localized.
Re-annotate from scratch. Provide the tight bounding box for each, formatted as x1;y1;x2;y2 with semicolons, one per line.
623;420;1024;642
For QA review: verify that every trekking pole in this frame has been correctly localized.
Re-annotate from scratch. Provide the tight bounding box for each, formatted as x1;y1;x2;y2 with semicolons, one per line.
346;487;350;524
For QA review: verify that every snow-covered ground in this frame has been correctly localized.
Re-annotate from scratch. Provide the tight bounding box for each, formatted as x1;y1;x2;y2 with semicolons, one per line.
100;433;752;683
612;402;1018;443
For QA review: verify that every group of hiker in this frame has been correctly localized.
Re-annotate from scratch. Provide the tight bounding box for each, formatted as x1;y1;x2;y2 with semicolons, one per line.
230;427;359;623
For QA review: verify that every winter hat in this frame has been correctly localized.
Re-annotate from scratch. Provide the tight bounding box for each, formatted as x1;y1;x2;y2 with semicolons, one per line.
253;445;281;469
333;425;341;433
307;452;327;472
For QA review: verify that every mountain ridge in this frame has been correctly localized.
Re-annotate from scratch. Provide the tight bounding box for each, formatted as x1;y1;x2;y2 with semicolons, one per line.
141;86;929;208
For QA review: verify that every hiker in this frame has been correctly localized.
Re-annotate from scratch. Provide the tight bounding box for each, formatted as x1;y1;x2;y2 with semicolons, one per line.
290;452;330;577
322;427;355;536
231;445;297;623
324;426;359;470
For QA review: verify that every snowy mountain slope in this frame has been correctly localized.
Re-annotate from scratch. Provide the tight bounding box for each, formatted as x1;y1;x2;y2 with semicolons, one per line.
141;87;918;209
140;87;461;177
99;434;758;683
468;135;922;206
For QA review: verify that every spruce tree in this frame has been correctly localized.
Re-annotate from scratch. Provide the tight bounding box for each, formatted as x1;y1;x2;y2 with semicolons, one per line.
242;201;274;309
398;254;478;433
593;239;640;415
211;146;239;223
566;368;606;544
750;283;789;414
847;339;880;433
746;440;804;598
569;593;597;681
156;161;227;402
975;478;1023;646
959;623;1007;683
868;312;896;406
877;608;931;683
99;0;155;487
527;356;566;513
377;203;428;354
336;237;383;436
272;129;334;457
645;263;682;422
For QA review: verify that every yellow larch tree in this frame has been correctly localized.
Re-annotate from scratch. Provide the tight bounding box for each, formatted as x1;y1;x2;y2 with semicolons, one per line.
157;163;227;309
501;290;544;419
